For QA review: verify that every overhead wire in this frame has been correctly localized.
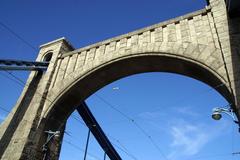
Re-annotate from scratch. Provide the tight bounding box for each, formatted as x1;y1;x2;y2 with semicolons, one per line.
110;142;138;160
0;21;38;52
62;139;101;160
95;94;169;160
4;70;26;84
107;134;139;160
70;112;139;160
0;71;24;87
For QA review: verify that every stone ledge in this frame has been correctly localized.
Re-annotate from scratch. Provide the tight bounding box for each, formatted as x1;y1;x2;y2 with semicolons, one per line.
63;8;211;58
39;37;75;51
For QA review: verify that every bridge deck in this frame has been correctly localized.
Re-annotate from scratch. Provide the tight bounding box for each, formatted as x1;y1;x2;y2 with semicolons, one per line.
0;59;49;71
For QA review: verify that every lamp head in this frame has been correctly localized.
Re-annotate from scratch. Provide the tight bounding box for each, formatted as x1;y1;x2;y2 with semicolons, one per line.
54;131;60;137
212;109;222;120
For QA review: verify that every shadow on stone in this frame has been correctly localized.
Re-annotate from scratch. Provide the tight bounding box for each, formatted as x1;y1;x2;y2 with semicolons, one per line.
0;72;42;158
228;15;240;121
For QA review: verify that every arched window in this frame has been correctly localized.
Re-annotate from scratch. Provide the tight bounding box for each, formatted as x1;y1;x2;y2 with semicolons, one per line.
43;52;53;62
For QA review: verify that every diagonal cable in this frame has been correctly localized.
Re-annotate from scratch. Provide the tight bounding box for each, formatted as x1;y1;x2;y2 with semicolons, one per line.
95;93;169;160
0;21;38;52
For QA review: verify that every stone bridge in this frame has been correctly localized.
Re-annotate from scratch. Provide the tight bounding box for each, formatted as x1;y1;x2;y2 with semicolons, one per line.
0;0;239;159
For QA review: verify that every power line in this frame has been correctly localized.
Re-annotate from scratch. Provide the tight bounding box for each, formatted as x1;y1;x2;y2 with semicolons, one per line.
111;142;138;160
63;131;103;160
0;21;38;52
70;112;139;160
95;94;134;122
4;70;26;85
63;139;102;160
107;135;139;160
0;72;24;87
95;93;169;160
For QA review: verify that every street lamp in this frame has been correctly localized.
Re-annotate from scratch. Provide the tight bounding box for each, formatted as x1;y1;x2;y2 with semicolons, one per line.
212;107;235;121
212;106;240;131
42;130;60;160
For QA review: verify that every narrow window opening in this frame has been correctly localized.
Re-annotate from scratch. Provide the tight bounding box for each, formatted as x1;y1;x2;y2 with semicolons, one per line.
43;52;53;62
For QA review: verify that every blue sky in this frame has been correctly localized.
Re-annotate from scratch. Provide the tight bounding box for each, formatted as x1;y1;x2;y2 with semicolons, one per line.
0;0;240;160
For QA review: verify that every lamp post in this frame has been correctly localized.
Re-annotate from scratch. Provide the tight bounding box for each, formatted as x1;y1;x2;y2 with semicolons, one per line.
211;105;240;131
42;130;60;160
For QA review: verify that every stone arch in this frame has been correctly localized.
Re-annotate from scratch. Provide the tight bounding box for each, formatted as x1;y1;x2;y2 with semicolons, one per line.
42;51;53;62
31;42;235;158
41;44;233;132
1;1;240;159
27;41;234;159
